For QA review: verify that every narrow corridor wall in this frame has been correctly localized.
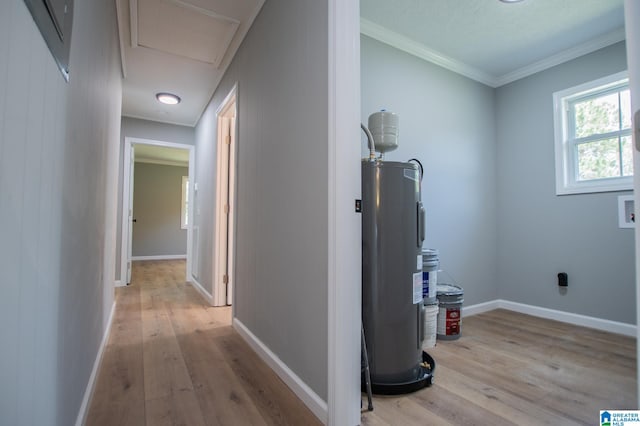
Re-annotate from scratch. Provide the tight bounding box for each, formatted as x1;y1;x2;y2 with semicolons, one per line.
0;1;122;424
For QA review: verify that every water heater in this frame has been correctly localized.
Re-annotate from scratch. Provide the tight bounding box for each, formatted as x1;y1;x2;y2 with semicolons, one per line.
361;111;432;394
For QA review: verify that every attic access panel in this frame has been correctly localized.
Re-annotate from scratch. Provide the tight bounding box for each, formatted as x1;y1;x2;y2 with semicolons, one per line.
134;0;239;68
24;0;74;81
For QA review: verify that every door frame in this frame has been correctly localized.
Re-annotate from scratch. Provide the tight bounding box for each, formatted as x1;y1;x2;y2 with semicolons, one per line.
213;83;238;306
327;0;361;424
624;0;640;406
120;137;195;284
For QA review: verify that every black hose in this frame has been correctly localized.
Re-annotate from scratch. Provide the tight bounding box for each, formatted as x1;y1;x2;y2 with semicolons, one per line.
408;158;424;181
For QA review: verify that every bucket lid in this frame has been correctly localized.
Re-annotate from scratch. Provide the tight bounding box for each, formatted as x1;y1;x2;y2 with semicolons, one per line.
437;283;463;295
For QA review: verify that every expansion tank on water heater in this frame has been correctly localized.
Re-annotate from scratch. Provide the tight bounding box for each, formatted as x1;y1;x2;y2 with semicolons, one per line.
361;111;431;394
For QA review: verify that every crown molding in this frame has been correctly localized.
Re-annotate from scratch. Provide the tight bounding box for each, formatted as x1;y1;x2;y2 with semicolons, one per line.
360;18;497;86
360;18;626;88
495;27;626;86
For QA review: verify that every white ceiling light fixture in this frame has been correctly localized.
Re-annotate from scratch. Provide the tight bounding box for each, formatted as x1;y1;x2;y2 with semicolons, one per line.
499;0;524;3
156;92;181;105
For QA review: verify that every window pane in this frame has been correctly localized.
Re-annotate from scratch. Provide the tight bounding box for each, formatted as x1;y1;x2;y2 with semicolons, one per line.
576;138;620;180
574;92;620;137
621;89;632;130
181;176;189;229
622;135;634;177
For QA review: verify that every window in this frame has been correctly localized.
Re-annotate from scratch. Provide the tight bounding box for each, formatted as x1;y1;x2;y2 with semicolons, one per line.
181;176;189;229
553;71;632;195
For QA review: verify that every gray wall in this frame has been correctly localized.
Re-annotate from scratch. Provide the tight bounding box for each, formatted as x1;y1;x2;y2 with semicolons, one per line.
132;163;188;257
0;0;122;424
496;42;635;324
193;0;329;400
361;35;499;306
116;117;195;279
121;116;196;145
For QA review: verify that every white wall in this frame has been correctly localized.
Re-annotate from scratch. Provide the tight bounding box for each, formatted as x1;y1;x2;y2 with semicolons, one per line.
495;42;634;324
191;101;215;285
193;0;329;404
0;0;122;425
361;35;499;306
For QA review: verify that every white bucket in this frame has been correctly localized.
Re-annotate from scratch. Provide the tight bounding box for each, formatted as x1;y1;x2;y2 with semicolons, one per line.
436;283;464;341
421;301;439;349
422;249;439;303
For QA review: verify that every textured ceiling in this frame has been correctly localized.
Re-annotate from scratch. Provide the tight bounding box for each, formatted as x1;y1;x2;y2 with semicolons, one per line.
136;0;240;67
119;0;626;127
117;0;264;126
361;0;625;86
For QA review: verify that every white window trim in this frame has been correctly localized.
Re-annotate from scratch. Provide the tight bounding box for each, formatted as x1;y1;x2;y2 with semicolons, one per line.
181;176;189;229
553;70;631;195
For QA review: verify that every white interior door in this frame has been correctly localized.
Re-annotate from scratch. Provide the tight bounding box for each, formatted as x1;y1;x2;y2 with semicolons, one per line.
226;116;236;305
126;145;135;284
218;116;231;304
223;117;231;305
213;87;237;306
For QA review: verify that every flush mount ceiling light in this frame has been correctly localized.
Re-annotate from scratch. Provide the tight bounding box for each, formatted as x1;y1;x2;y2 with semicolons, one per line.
156;92;181;105
499;0;524;2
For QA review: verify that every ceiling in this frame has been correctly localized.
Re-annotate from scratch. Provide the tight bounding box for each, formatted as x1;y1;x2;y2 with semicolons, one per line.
116;0;264;127
117;0;626;128
361;0;626;87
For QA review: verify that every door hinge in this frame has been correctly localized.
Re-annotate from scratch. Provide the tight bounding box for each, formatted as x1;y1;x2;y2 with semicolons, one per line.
224;204;230;214
225;134;231;145
223;274;229;284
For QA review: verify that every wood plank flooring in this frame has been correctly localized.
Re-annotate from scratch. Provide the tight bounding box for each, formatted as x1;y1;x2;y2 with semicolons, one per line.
86;260;321;426
361;309;637;425
87;260;636;425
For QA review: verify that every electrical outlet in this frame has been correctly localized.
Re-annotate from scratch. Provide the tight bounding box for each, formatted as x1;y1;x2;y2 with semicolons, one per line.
558;272;568;287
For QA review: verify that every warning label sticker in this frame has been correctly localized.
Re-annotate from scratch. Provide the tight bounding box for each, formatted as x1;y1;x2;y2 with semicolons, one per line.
413;272;422;304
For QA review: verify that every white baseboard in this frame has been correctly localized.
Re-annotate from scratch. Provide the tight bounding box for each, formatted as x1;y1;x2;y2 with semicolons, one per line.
233;318;328;424
75;301;116;426
461;299;500;317
131;254;186;261
114;280;124;288
463;299;636;337
189;276;214;306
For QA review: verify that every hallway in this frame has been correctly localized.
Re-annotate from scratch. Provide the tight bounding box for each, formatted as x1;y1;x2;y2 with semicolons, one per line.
86;260;321;426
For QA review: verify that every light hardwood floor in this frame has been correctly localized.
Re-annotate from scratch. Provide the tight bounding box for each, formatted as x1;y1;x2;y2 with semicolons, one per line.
86;260;321;426
87;260;636;425
361;309;636;425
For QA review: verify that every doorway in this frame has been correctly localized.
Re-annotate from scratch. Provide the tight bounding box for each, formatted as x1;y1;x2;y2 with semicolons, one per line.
213;85;238;306
120;137;195;285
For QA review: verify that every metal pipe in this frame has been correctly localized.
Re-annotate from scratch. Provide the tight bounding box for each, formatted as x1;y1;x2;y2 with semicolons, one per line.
361;123;376;161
